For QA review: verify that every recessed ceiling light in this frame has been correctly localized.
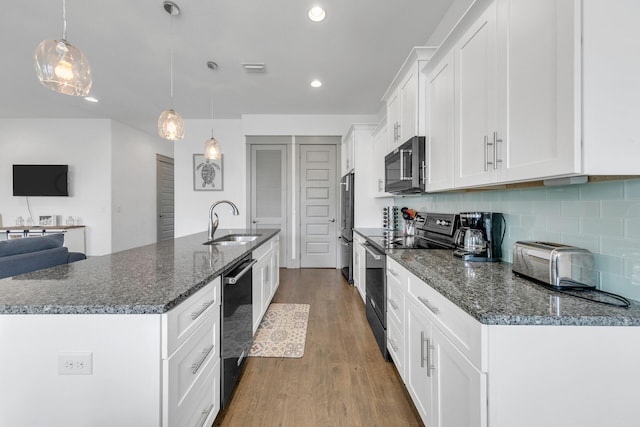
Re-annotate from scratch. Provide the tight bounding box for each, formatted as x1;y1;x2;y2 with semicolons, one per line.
84;96;99;103
308;6;326;22
310;79;322;88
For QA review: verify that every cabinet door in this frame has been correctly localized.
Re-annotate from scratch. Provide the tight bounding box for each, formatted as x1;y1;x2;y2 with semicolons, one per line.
427;50;455;192
431;326;487;427
271;240;280;294
405;298;433;425
353;242;366;303
454;1;499;188
387;91;401;148
341;131;355;174
400;70;418;143
372;122;391;197
496;0;580;182
353;243;361;289
252;256;270;334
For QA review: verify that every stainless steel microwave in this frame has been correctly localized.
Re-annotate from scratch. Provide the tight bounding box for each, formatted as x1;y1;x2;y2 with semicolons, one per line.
384;136;426;194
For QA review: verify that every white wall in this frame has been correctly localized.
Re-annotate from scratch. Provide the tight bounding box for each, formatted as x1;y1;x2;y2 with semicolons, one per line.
174;119;246;238
174;115;378;239
111;121;173;252
0;119;112;255
0;118;172;256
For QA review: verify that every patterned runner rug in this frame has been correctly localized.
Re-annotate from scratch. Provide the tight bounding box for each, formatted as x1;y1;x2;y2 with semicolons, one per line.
249;303;310;358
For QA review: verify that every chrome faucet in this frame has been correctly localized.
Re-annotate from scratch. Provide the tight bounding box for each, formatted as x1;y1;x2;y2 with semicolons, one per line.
208;200;240;240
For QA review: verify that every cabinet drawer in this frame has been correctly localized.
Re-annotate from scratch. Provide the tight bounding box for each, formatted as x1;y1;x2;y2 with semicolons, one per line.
387;317;405;380
163;308;219;423
162;277;221;358
164;356;220;427
386;272;404;327
407;271;484;369
253;238;273;261
387;258;407;288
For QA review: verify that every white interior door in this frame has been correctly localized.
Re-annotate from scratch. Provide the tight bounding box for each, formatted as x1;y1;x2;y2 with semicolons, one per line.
250;144;287;263
299;144;337;268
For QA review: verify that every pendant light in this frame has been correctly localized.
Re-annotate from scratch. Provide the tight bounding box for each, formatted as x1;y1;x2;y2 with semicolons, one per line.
158;1;184;141
204;97;222;160
204;63;222;160
34;0;92;96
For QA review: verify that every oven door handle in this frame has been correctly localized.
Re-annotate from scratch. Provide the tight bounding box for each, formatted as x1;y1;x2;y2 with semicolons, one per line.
363;242;383;260
224;259;258;285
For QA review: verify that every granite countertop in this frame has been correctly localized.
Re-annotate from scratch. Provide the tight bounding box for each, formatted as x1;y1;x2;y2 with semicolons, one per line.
353;228;640;326
0;229;279;315
388;249;640;326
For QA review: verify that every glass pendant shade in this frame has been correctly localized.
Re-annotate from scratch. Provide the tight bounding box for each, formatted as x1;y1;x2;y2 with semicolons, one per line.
34;38;92;96
204;136;222;160
158;109;184;140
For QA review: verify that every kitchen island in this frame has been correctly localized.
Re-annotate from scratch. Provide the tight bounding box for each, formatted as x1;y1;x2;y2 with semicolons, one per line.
0;229;279;427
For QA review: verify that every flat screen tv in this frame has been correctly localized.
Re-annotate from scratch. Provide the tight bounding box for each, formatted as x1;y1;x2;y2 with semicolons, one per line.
13;164;69;197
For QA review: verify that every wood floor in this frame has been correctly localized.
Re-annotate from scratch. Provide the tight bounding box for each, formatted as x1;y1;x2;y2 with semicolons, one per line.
213;268;423;427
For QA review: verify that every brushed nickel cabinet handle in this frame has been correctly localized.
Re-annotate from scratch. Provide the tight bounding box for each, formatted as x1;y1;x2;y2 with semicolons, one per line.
417;296;439;315
191;344;214;374
191;300;215;320
493;131;502;169
196;404;215;427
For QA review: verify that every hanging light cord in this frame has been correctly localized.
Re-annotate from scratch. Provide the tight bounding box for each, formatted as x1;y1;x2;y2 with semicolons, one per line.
62;0;68;39
170;48;174;106
169;15;175;108
211;91;219;138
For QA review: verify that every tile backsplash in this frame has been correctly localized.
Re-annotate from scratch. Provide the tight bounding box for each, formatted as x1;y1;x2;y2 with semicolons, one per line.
396;179;640;302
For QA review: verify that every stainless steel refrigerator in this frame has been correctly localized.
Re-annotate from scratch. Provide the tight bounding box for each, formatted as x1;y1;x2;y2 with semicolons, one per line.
340;172;354;283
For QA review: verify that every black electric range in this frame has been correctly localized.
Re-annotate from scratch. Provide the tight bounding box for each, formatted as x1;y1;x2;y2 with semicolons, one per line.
366;212;460;252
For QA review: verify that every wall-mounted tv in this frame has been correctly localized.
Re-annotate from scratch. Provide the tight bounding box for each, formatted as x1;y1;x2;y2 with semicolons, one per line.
13;164;69;197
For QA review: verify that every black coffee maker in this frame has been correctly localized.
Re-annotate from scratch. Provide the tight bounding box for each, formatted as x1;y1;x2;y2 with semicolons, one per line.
453;212;505;262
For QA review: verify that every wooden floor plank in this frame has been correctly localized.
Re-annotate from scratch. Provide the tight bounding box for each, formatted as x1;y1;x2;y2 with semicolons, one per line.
213;268;423;427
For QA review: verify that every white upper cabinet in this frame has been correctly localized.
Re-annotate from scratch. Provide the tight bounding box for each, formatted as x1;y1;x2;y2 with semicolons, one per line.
341;130;355;175
383;47;437;149
582;0;640;174
495;0;580;182
425;50;455;192
371;120;393;197
422;0;639;191
453;2;500;188
453;0;579;189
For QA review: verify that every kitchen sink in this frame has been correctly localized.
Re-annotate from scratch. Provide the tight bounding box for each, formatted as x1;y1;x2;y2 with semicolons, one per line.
203;234;261;246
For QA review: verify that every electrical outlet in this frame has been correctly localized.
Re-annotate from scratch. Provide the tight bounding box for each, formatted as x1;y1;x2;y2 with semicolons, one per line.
58;352;93;375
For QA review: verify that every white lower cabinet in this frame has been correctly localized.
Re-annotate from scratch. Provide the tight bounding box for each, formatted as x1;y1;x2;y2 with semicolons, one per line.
386;258;406;377
353;233;367;303
431;325;486;427
252;234;281;334
388;258;640;427
162;277;222;427
392;259;487;427
405;297;433;419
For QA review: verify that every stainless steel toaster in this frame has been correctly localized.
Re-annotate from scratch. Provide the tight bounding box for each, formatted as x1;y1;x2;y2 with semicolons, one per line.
512;241;595;288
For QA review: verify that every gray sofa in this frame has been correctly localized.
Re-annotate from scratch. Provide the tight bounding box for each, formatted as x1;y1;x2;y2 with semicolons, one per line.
0;234;86;279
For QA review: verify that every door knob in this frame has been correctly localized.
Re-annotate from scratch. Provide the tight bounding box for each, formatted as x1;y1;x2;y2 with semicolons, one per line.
329;218;336;222
252;220;259;224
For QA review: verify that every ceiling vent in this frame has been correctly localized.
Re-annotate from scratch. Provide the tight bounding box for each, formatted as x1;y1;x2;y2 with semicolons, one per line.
241;63;266;73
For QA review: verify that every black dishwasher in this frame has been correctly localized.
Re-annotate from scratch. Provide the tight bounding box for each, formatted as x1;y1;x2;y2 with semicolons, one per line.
221;254;256;408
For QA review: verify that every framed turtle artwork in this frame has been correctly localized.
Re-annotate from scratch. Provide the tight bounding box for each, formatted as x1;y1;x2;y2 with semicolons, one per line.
193;154;223;191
